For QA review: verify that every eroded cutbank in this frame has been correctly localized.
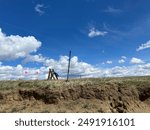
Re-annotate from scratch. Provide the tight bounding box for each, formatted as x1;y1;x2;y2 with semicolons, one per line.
0;77;150;113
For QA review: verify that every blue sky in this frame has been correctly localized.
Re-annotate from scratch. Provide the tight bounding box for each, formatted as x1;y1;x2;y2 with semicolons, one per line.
0;0;150;79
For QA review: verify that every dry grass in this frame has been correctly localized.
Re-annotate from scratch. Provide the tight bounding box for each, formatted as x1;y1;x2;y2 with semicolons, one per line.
1;76;150;90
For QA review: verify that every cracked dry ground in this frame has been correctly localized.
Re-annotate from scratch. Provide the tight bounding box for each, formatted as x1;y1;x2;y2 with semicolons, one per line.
0;78;150;113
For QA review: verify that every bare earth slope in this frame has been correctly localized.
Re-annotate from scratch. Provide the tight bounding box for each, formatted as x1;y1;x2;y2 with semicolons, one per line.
0;77;150;113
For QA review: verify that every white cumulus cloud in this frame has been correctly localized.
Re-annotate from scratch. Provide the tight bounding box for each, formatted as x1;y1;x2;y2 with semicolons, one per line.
106;60;112;64
0;64;47;80
136;40;150;51
118;56;126;64
130;57;144;64
0;28;41;60
88;27;107;38
118;59;125;64
23;54;46;64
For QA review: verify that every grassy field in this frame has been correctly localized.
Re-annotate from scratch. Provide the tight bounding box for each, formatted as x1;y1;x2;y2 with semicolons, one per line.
0;76;150;113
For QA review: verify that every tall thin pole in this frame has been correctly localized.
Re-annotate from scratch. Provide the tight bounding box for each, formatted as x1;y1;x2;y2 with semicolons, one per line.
66;51;71;82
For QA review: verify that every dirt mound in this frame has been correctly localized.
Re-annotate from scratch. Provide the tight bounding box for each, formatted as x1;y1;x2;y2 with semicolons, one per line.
0;78;150;113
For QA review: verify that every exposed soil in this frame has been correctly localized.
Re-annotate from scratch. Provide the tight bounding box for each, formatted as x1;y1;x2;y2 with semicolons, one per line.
0;78;150;113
